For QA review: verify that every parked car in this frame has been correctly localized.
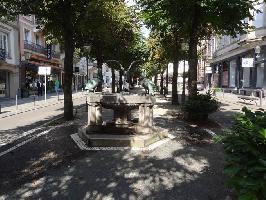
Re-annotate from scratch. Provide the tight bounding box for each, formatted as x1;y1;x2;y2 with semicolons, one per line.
197;82;205;91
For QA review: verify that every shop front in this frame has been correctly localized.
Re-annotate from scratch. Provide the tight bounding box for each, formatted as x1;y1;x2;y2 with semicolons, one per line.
0;63;19;99
20;61;63;97
0;70;9;98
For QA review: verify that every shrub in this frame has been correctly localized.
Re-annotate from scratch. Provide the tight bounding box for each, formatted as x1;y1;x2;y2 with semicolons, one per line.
182;92;220;121
219;107;266;200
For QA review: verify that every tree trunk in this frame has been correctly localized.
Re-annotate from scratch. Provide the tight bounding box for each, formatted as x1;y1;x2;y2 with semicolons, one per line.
62;1;74;120
172;61;179;105
188;36;198;98
119;70;123;92
160;72;164;95
188;7;199;98
182;60;186;104
95;41;103;92
166;65;169;95
111;68;115;93
154;74;158;86
86;55;89;82
96;58;103;92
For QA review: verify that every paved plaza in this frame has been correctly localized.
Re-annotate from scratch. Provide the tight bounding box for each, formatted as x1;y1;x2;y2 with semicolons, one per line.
0;89;264;199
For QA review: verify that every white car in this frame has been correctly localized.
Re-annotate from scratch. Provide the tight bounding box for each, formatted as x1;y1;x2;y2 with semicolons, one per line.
197;82;205;91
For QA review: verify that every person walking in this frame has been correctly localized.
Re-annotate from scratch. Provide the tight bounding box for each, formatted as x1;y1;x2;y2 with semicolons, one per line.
55;79;60;95
37;81;41;96
40;81;43;96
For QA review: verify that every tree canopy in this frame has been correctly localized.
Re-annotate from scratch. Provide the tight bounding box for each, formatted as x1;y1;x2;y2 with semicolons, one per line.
138;0;260;97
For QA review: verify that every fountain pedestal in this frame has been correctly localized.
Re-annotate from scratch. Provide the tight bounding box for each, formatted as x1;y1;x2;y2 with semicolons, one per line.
79;94;167;148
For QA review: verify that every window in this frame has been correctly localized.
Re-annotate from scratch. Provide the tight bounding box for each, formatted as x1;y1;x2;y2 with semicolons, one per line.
0;32;8;56
24;29;30;42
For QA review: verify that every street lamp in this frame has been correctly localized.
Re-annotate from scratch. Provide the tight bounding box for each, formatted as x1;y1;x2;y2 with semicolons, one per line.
83;45;91;82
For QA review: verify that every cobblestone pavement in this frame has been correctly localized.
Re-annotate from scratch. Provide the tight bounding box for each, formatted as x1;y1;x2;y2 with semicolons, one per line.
0;97;233;200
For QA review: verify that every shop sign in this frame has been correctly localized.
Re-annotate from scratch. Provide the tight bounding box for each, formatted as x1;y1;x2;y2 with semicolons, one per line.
242;58;254;68
38;66;51;75
47;44;52;59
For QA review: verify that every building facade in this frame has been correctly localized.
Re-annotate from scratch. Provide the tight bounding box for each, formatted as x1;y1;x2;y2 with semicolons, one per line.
198;38;215;87
211;2;266;91
19;15;62;96
0;20;20;98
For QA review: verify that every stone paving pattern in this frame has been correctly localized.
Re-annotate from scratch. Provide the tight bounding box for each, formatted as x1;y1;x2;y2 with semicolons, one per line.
0;98;234;200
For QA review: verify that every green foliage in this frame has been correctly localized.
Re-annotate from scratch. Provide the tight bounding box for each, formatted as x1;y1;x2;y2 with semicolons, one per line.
212;87;222;92
182;92;220;121
219;107;266;200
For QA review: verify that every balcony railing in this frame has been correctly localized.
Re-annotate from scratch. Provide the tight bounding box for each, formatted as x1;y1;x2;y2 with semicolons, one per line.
24;40;60;59
0;49;6;61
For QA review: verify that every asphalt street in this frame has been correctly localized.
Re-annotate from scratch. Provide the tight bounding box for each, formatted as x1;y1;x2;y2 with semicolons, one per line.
0;97;88;195
0;96;86;146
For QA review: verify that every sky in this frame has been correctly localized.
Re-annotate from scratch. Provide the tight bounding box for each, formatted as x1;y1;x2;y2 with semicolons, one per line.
125;0;150;38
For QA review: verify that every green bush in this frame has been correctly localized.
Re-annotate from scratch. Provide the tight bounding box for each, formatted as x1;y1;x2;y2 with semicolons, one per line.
212;87;222;93
182;92;220;121
219;107;266;200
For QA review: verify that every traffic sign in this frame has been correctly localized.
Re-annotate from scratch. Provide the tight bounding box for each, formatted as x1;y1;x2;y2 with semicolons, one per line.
38;66;51;75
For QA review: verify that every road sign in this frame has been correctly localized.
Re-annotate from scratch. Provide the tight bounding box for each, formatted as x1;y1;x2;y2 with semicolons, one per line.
38;66;51;102
242;58;254;68
38;66;51;75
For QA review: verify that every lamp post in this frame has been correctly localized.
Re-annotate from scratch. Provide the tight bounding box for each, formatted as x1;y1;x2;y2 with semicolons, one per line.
252;45;261;88
83;45;91;82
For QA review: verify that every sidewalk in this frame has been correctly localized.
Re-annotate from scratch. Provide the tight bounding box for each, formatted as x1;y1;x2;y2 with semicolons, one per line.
209;92;266;130
0;91;85;119
214;91;266;109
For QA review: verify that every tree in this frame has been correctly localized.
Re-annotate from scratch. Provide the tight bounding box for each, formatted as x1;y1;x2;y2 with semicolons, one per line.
77;1;146;92
0;0;115;120
138;0;259;98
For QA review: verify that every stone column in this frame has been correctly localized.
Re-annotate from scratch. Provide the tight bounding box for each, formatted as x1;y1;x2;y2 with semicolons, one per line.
88;103;102;125
139;104;153;127
88;104;96;125
95;104;102;125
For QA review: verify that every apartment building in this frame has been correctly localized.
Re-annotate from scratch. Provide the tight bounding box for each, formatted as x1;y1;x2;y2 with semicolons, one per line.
198;38;215;87
19;15;62;96
0;20;20;98
211;2;266;90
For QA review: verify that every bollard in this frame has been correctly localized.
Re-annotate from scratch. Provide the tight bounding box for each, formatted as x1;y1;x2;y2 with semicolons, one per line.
259;90;262;107
85;97;88;112
16;94;18;110
58;92;60;101
0;104;1;114
34;96;36;107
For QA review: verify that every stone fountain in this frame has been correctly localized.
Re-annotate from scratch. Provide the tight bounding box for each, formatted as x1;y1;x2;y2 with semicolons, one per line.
79;93;167;148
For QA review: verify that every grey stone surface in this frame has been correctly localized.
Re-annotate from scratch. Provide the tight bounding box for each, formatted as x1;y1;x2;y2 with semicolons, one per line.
0;97;234;200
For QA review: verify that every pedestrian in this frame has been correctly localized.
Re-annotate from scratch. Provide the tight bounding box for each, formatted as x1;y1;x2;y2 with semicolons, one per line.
40;81;44;96
37;81;41;96
55;79;60;95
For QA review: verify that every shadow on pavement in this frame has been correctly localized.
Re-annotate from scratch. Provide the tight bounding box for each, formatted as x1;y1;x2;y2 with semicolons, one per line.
0;98;234;200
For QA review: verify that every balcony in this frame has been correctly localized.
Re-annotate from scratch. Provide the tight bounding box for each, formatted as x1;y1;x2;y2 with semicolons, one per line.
0;49;6;61
24;40;60;59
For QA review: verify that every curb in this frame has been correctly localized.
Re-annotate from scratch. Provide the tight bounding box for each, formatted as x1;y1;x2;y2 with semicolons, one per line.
0;95;85;119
